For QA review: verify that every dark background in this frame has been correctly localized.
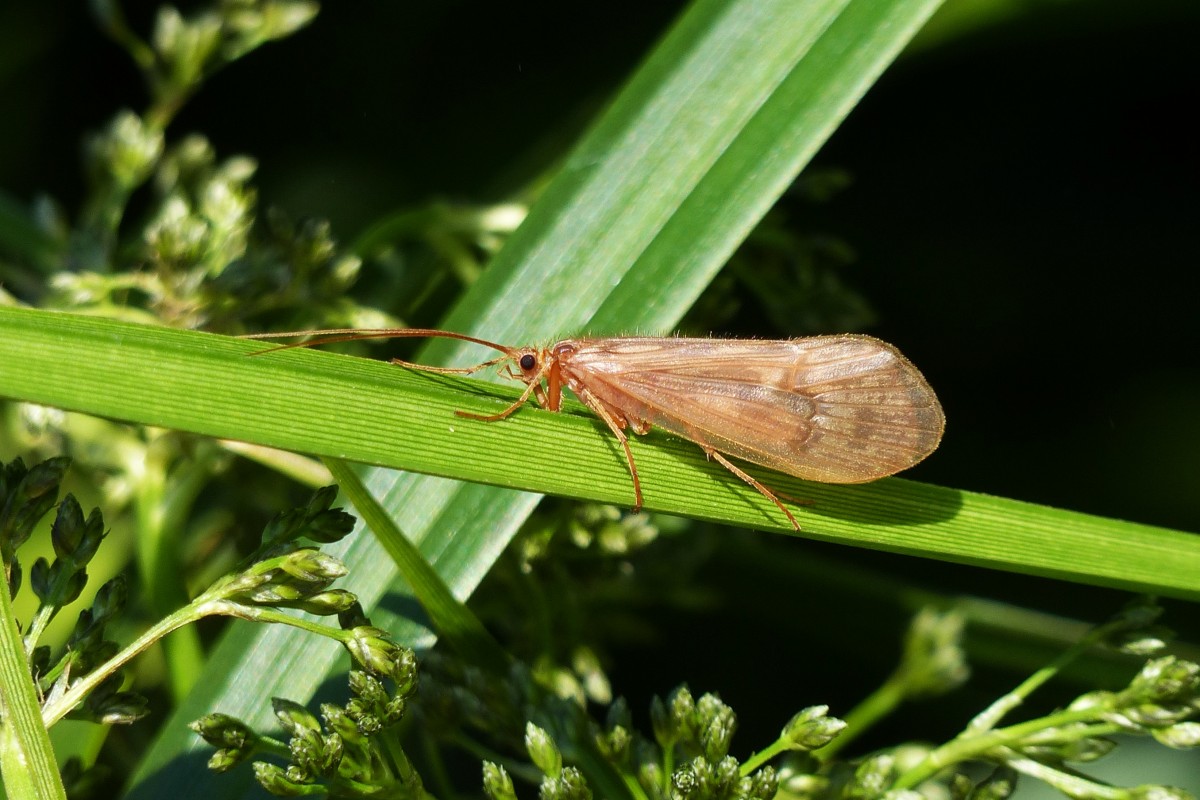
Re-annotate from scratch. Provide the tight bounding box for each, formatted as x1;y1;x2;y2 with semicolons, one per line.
2;0;1198;784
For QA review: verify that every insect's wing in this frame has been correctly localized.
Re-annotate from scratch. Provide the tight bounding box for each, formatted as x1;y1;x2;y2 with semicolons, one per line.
565;336;944;483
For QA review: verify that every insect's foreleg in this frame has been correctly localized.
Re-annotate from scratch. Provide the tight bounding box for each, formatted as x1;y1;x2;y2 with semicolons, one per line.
456;366;548;422
495;365;549;407
703;447;801;531
571;388;642;511
390;355;509;375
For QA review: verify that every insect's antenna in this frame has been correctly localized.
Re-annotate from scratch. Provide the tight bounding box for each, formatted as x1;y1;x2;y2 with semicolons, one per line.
242;328;524;376
242;327;518;356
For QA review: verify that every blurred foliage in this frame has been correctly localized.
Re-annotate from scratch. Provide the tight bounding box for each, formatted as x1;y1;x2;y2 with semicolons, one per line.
1;456;413;796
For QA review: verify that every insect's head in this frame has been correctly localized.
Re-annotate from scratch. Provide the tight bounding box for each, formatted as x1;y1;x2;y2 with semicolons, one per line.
507;347;549;384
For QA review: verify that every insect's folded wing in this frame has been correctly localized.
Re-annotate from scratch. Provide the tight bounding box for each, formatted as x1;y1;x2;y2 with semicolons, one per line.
576;337;944;483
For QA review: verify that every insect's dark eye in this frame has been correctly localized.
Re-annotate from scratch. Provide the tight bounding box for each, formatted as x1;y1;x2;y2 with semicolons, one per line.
519;354;536;371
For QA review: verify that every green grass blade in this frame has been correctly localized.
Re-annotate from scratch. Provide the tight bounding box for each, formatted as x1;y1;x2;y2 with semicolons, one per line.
0;561;67;800
2;308;1197;597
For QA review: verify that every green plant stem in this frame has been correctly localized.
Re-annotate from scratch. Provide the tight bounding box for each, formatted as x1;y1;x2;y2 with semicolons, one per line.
661;745;675;797
40;595;341;728
225;605;349;639
22;604;57;660
377;733;434;800
892;706;1117;790
40;601;203;726
135;436;206;702
996;747;1130;800
253;734;291;761
739;736;794;775
965;619;1124;733
22;559;92;660
1023;721;1125;746
0;563;67;800
218;440;332;487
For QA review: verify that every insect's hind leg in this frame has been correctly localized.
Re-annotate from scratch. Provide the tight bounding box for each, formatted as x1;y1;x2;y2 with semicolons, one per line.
702;447;802;531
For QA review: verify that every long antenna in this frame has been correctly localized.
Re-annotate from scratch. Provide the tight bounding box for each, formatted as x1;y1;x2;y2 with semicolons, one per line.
241;328;518;356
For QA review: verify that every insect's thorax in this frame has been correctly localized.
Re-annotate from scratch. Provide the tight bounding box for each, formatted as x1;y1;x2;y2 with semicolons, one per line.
548;339;645;427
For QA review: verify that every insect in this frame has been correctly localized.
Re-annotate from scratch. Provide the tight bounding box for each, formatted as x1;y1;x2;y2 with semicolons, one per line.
246;329;945;529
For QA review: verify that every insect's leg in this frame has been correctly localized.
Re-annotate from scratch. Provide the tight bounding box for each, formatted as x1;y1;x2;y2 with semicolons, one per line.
389;355;508;375
495;361;550;408
571;388;642;511
456;376;541;422
495;363;552;407
702;447;801;531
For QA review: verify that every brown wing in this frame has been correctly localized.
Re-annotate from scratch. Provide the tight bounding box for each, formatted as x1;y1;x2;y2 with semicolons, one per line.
561;336;944;483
